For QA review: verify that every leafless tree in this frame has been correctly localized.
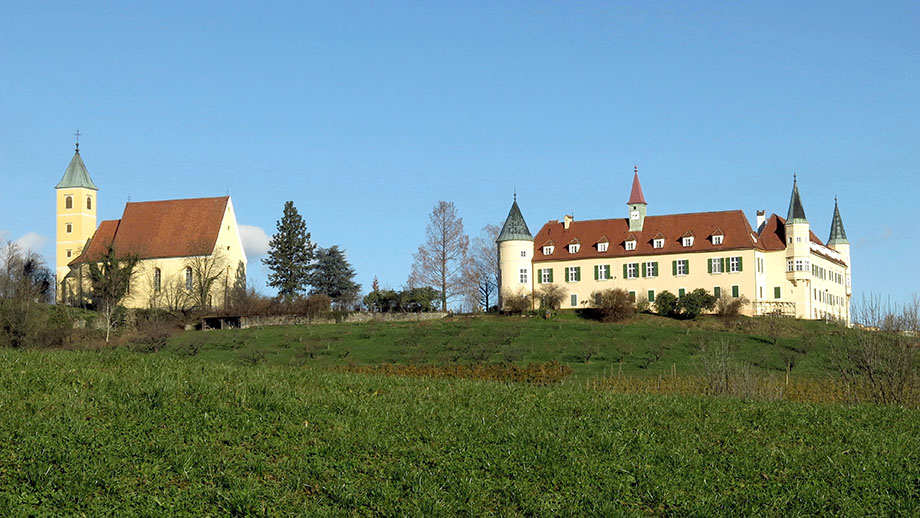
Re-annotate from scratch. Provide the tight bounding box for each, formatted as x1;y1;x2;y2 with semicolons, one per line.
185;251;228;313
462;224;501;311
408;201;469;311
87;245;139;342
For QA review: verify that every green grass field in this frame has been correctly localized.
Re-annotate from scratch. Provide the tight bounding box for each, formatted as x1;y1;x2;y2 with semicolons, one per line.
2;314;918;516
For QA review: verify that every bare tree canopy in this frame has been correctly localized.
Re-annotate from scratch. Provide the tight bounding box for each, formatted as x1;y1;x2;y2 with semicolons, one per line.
409;201;469;311
463;224;501;311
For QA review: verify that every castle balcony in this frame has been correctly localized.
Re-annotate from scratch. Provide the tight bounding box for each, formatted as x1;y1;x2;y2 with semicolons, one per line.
785;257;811;285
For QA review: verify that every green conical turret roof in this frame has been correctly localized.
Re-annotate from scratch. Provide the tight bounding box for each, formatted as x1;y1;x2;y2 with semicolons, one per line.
497;196;533;242
55;145;98;190
827;198;849;245
786;175;807;224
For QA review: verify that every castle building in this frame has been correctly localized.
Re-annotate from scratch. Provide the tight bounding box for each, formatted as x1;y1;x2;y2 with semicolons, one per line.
55;143;247;310
497;168;851;323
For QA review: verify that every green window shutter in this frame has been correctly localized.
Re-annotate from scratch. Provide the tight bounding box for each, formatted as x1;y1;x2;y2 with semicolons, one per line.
708;258;712;274
653;262;658;277
548;269;553;283
608;264;613;279
672;261;677;276
594;265;598;280
679;288;685;297
774;287;781;299
641;262;647;277
648;290;655;302
714;286;721;298
575;267;581;282
623;264;628;278
738;257;743;272
685;260;690;275
536;269;542;284
732;285;739;298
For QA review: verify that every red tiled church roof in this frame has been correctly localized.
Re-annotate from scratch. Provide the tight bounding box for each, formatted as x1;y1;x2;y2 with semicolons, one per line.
71;196;229;264
534;210;758;262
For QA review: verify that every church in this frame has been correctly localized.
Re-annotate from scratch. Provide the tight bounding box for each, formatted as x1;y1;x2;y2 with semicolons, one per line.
497;168;851;323
55;142;247;310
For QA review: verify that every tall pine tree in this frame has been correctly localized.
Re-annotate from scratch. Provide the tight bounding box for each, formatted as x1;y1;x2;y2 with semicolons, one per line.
263;201;315;300
308;246;361;308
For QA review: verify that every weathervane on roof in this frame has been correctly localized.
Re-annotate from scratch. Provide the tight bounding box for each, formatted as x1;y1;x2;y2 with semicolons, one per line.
634;165;638;174
74;130;81;152
513;187;517;202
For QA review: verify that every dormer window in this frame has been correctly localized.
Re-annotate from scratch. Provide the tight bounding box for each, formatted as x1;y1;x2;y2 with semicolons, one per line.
682;236;694;247
653;238;664;249
597;242;608;253
568;244;580;254
543;245;555;255
625;240;636;251
712;235;723;245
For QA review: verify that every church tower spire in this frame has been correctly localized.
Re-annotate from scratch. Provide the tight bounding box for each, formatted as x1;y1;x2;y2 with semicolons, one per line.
627;165;647;232
55;137;98;303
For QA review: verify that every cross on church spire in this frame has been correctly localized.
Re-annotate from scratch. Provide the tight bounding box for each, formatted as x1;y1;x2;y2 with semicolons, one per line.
74;130;81;152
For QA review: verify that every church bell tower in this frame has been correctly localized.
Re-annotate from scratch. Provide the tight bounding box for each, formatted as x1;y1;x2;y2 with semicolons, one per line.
55;137;98;302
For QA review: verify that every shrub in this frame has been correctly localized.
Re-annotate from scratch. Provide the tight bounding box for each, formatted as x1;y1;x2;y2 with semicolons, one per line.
591;288;635;322
636;293;650;313
716;294;749;318
654;291;679;318
538;284;567;311
503;288;532;314
678;288;717;319
291;294;332;320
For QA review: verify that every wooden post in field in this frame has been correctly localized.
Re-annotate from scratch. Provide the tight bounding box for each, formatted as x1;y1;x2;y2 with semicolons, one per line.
672;362;676;379
786;364;790;386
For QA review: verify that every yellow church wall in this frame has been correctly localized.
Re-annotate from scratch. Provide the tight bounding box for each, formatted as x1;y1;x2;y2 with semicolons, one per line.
531;248;759;315
55;187;96;301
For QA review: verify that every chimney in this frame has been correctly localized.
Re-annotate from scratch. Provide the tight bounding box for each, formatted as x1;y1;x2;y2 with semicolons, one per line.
756;210;766;232
563;214;573;230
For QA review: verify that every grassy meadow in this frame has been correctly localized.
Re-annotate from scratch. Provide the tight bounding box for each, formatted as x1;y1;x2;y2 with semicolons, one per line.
2;313;919;515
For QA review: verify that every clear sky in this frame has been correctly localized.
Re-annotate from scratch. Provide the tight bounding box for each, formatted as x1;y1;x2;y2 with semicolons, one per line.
1;1;917;305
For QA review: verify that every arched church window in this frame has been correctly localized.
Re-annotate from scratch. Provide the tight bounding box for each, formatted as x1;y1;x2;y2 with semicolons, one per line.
86;197;92;210
66;223;72;233
65;196;73;209
185;267;193;291
154;268;161;292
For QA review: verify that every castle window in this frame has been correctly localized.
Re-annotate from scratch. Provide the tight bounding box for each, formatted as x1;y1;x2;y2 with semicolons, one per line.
709;258;724;274
714;286;721;298
519;269;528;284
643;261;658;278
625;263;639;279
732;285;740;298
154;268;161;292
185;267;193;291
567;266;580;282
597;242;608;252
540;269;552;283
712;235;723;245
647;290;655;303
543;245;554;255
653;238;664;249
675;259;688;276
65;196;73;209
65;223;72;233
570;294;577;307
86;197;92;210
729;256;743;273
682;236;694;247
568;244;580;254
520;250;526;257
596;264;610;280
625;240;636;251
786;259;794;272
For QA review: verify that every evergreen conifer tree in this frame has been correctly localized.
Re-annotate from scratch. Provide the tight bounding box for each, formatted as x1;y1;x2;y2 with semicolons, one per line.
263;201;315;299
309;246;361;307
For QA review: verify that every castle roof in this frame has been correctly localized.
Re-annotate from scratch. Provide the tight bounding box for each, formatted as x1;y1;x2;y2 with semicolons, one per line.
627;169;646;205
533;210;756;262
827;199;849;245
786;177;807;224
497;198;533;242
55;148;98;191
70;196;230;264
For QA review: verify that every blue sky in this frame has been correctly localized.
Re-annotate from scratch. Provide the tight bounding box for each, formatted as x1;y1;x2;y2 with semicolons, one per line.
1;1;917;304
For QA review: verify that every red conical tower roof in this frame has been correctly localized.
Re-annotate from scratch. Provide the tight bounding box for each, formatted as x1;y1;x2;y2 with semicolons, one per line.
627;166;646;205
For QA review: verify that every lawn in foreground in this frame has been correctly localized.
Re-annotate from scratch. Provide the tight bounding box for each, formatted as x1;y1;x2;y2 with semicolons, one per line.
1;349;918;516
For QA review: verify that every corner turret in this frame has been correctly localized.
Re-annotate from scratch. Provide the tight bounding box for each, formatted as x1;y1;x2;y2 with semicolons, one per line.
827;198;851;296
785;174;811;286
497;195;534;310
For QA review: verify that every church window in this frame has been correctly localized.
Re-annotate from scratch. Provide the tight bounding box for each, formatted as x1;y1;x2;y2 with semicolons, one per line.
598;242;608;252
66;223;72;233
185;267;193;290
65;196;73;209
154;268;161;292
66;249;72;258
625;240;636;251
86;197;92;210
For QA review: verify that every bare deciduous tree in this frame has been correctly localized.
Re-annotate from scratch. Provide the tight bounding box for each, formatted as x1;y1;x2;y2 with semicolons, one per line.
186;251;228;313
409;201;469;311
88;245;139;342
462;224;501;312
